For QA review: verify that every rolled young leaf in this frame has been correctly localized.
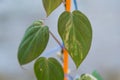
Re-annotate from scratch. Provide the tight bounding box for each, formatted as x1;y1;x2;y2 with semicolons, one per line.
80;74;97;80
34;57;64;80
58;10;92;68
42;0;62;16
18;21;49;65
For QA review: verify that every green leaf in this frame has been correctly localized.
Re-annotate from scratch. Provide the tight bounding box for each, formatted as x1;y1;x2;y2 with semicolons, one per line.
18;21;49;65
58;10;92;68
80;74;97;80
92;70;103;80
42;0;62;16
34;57;64;80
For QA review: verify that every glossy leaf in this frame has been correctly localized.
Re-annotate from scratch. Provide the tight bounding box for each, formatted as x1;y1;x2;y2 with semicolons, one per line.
18;21;49;65
58;10;92;68
34;57;64;80
42;0;62;16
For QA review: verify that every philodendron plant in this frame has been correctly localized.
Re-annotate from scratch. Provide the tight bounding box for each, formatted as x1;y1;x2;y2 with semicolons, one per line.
17;0;92;80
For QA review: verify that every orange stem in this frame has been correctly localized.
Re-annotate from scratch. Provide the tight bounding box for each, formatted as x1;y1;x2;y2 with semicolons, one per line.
66;0;71;12
64;0;71;80
63;48;69;80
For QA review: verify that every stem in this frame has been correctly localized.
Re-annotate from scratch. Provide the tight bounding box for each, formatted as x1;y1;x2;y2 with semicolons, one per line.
64;0;71;80
66;0;71;11
49;30;64;49
63;48;69;80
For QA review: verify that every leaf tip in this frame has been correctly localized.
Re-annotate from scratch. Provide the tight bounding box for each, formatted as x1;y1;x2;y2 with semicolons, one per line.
18;57;24;66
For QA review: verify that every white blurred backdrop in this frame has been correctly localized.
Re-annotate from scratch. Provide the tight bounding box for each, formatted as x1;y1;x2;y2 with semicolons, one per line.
0;0;120;80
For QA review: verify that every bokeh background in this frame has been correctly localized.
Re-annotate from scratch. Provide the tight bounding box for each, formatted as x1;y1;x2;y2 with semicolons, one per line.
0;0;120;80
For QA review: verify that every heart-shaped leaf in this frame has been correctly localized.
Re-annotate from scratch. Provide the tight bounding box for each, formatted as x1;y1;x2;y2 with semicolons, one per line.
58;10;92;68
34;57;64;80
42;0;62;16
18;21;49;65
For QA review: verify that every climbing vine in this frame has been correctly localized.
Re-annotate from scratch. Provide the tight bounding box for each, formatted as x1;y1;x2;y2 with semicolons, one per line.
17;0;92;80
